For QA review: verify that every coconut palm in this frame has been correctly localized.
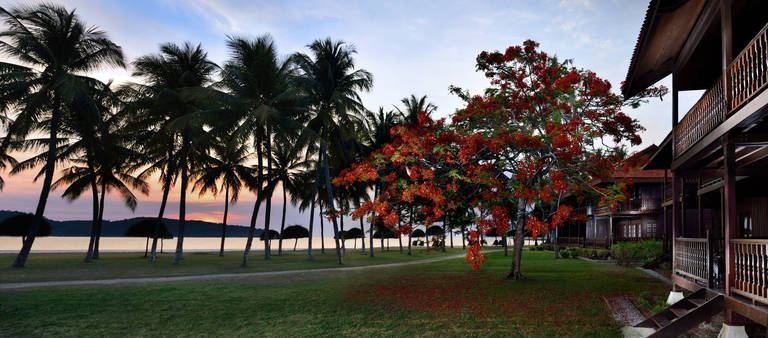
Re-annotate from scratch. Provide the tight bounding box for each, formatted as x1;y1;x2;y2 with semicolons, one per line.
0;4;125;267
293;38;373;265
192;134;256;256
394;94;437;124
219;34;301;265
268;137;308;256
131;41;219;264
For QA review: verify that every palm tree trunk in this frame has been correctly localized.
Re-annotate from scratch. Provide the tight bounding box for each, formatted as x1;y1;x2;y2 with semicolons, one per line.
219;184;229;257
278;183;286;256
93;182;106;259
320;128;343;265
264;126;273;260
145;237;149;257
150;145;175;263
84;163;99;263
172;135;189;265
320;203;325;254
12;95;60;268
340;206;345;256
359;217;366;255
369;183;377;258
306;149;322;259
242;133;264;267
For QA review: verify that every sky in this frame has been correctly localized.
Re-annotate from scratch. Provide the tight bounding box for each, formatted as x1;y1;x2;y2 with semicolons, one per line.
0;0;703;234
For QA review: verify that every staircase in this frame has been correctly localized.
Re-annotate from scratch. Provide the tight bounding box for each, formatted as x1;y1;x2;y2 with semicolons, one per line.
633;289;724;337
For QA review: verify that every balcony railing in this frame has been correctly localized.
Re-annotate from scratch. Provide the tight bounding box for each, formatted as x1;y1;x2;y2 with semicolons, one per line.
730;239;768;306
674;237;709;286
595;198;661;215
674;23;768;158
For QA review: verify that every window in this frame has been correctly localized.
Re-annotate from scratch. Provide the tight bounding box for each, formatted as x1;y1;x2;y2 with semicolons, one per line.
645;223;656;238
740;213;753;238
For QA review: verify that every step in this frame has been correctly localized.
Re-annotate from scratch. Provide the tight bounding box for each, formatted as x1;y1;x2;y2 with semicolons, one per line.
651;315;671;328
669;308;688;318
688;298;706;307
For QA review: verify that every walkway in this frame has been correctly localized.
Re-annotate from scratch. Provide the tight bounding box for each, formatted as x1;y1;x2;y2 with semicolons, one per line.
0;251;491;290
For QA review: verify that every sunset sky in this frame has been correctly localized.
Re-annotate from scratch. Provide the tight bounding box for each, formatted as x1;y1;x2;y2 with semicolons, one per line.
0;0;702;235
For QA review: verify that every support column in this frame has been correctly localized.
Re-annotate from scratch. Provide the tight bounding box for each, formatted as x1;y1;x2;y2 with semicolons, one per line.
672;171;682;281
723;134;736;298
698;176;704;237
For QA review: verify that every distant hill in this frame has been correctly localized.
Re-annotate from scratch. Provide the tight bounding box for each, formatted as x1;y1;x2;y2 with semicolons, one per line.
0;210;261;237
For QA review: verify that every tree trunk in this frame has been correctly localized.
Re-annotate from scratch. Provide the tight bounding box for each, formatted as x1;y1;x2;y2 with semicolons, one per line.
278;183;286;256
93;181;106;259
84;162;99;263
172;135;189;265
307;151;322;259
462;224;466;250
294;238;298;251
144;237;149;257
398;235;403;254
502;231;509;256
150;144;175;263
219;184;229;257
320;128;343;265
320;203;325;254
263;126;273;260
407;206;413;256
508;200;527;280
442;212;448;253
12;95;60;268
242;133;264;267
340;206;345;256
369;183;377;258
359;216;366;255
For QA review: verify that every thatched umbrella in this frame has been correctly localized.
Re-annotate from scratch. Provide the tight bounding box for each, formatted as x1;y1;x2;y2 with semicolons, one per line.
125;219;173;257
281;225;309;251
0;214;51;244
411;228;426;247
426;225;444;248
344;227;363;249
260;229;281;252
373;226;396;250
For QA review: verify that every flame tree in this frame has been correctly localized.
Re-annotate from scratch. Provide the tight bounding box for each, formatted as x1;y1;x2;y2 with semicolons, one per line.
335;40;665;279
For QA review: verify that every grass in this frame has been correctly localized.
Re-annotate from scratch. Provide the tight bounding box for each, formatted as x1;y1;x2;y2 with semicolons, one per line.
0;251;669;337
0;247;465;283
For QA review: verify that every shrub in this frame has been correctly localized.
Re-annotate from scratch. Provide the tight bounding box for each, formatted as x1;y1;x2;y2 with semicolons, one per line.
560;250;570;259
540;243;554;251
610;240;663;266
597;249;611;260
535;245;544;251
569;249;579;258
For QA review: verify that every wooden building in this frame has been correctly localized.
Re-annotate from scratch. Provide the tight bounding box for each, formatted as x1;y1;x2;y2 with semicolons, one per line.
558;145;667;249
624;0;768;335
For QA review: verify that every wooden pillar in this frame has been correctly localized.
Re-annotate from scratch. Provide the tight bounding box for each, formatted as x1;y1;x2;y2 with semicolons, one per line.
723;134;736;297
672;171;682;278
681;179;687;237
698;176;704;237
672;73;679;128
721;0;733;106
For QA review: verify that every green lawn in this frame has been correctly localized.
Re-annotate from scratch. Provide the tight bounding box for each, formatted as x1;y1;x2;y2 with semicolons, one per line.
0;251;668;337
0;247;465;283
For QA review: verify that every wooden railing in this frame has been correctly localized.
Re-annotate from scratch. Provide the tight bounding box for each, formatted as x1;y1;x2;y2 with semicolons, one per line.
595;198;661;215
558;237;584;247
673;78;726;158
729;23;768;112
674;23;768;158
674;237;709;286
730;239;768;305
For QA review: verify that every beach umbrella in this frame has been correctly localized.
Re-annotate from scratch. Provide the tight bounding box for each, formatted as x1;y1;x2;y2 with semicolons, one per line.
125;219;173;257
281;225;309;251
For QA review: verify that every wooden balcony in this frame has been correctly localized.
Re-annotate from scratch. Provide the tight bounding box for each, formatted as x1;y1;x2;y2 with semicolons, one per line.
674;237;709;287
730;239;768;306
595;198;661;216
674;23;768;158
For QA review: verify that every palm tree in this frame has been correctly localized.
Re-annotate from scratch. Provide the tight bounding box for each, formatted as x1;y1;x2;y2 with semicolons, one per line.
131;42;218;265
394;94;437;124
268;137;308;256
192;134;255;256
0;4;125;267
361;107;403;256
293;38;373;265
219;34;301;265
